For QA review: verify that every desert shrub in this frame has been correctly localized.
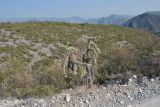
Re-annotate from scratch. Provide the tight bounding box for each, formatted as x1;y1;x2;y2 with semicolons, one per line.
32;58;67;89
0;56;65;98
0;56;30;97
0;22;160;97
14;85;55;98
140;54;160;78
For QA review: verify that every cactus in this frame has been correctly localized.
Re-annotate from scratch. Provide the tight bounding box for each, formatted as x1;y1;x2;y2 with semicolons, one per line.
81;35;101;85
55;42;79;77
55;35;101;86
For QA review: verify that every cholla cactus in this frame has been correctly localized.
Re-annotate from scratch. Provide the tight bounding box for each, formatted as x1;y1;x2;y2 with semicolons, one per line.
81;35;101;85
64;49;79;77
55;42;79;77
55;35;101;86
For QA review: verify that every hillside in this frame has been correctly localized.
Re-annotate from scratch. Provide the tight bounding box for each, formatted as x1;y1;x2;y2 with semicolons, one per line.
123;11;160;33
0;22;159;98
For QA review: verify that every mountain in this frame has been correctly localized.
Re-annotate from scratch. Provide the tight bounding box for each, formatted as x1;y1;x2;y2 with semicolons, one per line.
0;17;86;23
123;11;160;33
0;15;132;25
86;14;132;25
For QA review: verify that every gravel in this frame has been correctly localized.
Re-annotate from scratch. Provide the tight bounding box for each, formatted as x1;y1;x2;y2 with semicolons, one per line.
133;96;160;107
0;76;160;107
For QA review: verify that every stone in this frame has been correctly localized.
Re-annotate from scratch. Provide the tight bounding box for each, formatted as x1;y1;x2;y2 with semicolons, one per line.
13;99;21;105
151;78;155;82
102;87;106;90
123;92;128;97
120;101;124;104
139;89;143;93
38;99;45;103
52;96;55;100
127;105;132;107
156;77;160;80
51;100;55;103
94;96;99;100
133;75;137;79
64;94;71;102
129;78;133;82
83;100;89;104
88;104;91;107
33;102;38;107
128;96;133;101
69;88;73;91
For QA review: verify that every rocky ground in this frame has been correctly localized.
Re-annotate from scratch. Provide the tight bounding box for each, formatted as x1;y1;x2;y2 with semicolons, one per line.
0;29;56;71
0;76;160;107
134;96;160;107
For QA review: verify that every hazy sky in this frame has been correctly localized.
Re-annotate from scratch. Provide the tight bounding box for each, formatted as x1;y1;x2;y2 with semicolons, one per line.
0;0;160;18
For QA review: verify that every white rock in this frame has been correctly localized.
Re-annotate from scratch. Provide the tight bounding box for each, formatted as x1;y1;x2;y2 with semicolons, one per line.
33;102;38;107
106;93;111;98
133;75;137;79
41;102;47;107
151;78;155;82
2;100;13;106
64;94;71;102
94;96;99;99
88;105;91;107
156;77;160;80
129;78;133;82
69;88;73;91
83;100;89;104
128;96;133;101
51;100;55;103
139;89;143;93
52;96;55;100
102;87;106;90
120;101;124;104
124;84;128;86
14;99;21;105
127;105;132;107
38;99;44;103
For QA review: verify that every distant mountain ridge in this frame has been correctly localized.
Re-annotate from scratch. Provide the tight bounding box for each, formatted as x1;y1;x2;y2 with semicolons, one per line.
86;14;132;25
123;11;160;33
0;14;132;25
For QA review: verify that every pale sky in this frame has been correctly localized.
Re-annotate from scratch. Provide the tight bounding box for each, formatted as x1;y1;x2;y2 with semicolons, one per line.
0;0;160;18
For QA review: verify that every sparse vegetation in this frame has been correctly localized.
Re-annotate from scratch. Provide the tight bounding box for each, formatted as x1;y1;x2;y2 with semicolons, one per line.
0;22;159;98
